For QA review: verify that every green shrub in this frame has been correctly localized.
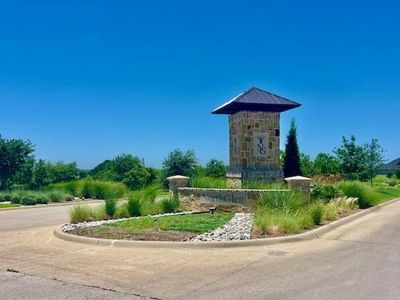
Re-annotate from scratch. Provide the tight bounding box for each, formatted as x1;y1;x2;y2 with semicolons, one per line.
338;181;379;208
20;195;37;206
311;184;343;201
46;190;69;203
161;197;180;213
190;177;227;189
395;168;400;180
127;196;141;217
34;193;49;205
9;192;24;204
205;159;226;178
0;193;12;202
104;198;117;217
388;179;398;187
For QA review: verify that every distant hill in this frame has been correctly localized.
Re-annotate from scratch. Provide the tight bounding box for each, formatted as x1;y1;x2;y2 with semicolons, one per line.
383;158;400;171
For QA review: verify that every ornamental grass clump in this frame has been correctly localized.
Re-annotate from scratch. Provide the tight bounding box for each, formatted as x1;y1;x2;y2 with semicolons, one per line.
49;179;127;200
130;184;165;216
46;190;70;203
127;195;141;217
309;202;323;225
104;198;117;218
323;202;338;221
338;181;379;208
70;205;94;223
254;191;334;236
161;196;180;213
69;205;107;223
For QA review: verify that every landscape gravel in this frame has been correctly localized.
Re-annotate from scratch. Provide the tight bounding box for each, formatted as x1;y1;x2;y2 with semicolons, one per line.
191;213;254;242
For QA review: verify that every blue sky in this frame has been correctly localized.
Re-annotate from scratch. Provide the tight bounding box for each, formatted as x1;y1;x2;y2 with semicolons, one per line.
1;0;399;169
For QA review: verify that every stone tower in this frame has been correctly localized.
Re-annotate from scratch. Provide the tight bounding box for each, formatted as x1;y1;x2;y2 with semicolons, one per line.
213;87;301;182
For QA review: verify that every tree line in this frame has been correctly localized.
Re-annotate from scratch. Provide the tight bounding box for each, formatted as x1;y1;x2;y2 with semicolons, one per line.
283;120;387;185
0;134;225;191
0;126;390;191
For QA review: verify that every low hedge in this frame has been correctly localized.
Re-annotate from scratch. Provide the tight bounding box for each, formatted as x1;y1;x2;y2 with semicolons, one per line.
0;191;71;206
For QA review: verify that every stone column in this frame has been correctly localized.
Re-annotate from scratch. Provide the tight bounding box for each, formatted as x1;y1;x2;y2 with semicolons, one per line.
226;172;242;189
167;175;190;198
285;176;312;198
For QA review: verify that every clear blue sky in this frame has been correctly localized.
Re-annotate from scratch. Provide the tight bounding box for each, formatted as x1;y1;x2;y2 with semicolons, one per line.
1;0;399;169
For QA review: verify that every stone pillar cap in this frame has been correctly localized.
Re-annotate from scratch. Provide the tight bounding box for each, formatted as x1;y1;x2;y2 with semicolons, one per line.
284;176;312;182
167;175;190;180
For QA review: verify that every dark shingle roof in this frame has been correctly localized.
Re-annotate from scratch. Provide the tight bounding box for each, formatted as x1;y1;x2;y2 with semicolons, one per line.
212;87;301;114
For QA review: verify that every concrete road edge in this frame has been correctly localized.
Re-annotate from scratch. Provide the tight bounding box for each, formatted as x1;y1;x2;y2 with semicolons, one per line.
53;197;400;249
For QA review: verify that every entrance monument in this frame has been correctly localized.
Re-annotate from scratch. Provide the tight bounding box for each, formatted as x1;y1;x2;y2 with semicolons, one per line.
213;87;301;184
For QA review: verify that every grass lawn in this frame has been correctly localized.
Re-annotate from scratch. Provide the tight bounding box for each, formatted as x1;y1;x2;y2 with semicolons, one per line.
72;212;234;241
108;212;233;234
373;186;400;204
0;203;20;209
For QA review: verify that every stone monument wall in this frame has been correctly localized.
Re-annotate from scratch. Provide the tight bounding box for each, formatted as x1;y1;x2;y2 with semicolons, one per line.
229;111;280;168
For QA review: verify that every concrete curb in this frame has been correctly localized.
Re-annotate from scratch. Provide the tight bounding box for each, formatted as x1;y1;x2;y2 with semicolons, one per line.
53;198;400;249
0;200;104;212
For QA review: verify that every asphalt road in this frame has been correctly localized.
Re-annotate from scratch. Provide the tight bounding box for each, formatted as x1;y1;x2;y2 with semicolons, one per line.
1;199;400;299
0;201;101;231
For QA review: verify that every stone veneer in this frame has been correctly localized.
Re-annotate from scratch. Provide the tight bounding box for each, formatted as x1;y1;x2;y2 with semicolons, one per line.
228;111;282;181
178;187;290;207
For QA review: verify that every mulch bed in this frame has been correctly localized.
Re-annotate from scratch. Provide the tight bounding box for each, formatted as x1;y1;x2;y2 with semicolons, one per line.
71;227;197;242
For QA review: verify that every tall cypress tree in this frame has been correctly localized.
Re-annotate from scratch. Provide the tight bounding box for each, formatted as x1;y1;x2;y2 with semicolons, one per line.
283;119;302;177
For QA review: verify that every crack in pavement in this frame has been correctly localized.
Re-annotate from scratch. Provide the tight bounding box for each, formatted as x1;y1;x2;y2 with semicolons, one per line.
0;268;162;300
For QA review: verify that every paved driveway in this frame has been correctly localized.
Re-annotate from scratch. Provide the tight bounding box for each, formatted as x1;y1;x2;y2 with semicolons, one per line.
1;200;400;299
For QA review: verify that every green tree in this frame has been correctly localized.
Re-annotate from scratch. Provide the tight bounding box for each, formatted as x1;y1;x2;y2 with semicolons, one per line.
335;136;367;180
283;120;302;177
300;153;314;177
91;154;151;190
122;165;150;190
313;153;340;175
205;159;226;178
0;135;34;190
162;149;197;184
31;159;49;189
395;168;400;180
10;156;35;187
146;167;160;184
279;150;286;169
113;154;141;181
48;161;80;183
364;139;386;186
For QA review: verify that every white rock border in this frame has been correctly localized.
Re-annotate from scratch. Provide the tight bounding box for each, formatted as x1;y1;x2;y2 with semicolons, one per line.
191;213;254;242
62;211;255;243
